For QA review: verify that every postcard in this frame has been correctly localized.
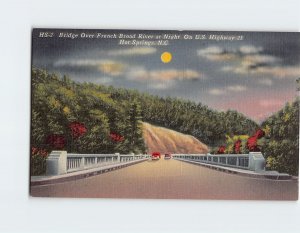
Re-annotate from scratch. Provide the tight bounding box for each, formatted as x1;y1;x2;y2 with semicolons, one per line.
30;29;299;200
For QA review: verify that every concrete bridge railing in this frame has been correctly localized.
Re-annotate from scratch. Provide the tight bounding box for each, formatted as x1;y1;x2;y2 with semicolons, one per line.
172;152;266;172
46;151;149;176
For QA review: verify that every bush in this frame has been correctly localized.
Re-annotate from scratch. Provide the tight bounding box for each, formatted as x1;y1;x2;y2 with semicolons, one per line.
30;147;48;175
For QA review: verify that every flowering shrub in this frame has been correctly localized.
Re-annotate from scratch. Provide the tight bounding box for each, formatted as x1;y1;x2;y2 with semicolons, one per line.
109;132;124;142
217;145;226;154
234;139;242;154
69;121;87;139
46;134;66;149
31;147;48;157
247;129;265;152
254;129;265;139
214;129;265;154
30;147;49;175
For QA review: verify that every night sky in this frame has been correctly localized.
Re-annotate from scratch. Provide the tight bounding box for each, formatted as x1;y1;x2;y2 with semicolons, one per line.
32;29;300;122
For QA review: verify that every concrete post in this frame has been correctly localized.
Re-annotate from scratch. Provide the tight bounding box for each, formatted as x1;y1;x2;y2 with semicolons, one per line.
115;153;120;162
46;151;67;176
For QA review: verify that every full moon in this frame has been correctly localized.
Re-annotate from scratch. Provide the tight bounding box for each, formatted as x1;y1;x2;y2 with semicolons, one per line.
161;52;172;63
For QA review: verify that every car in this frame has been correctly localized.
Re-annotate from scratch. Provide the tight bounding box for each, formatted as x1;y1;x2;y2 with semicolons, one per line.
164;153;172;159
151;152;161;160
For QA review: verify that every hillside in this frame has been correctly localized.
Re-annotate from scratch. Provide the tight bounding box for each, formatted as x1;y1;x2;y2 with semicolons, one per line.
142;122;209;154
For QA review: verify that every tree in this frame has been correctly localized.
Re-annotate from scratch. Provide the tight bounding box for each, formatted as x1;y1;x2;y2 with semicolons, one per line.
123;100;146;154
261;99;299;175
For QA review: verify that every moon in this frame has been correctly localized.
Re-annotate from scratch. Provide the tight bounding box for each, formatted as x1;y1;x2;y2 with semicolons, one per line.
161;52;172;63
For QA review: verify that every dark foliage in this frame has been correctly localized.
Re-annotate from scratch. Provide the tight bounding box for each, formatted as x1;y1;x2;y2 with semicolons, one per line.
261;99;299;176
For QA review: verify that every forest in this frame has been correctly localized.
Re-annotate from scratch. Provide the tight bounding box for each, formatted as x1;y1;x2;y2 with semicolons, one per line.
30;68;299;176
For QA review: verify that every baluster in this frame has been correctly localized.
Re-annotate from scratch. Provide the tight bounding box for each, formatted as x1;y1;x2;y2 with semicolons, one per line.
80;157;85;169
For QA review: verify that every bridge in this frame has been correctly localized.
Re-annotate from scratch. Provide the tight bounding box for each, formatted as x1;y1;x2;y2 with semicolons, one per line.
30;151;298;200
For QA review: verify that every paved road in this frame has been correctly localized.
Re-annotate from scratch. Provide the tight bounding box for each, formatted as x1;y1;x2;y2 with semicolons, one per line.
31;159;298;200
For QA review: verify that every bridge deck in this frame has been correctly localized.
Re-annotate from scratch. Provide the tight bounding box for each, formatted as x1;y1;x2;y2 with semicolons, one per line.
30;159;298;200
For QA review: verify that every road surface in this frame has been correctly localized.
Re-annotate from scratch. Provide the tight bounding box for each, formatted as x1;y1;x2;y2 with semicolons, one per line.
31;159;298;200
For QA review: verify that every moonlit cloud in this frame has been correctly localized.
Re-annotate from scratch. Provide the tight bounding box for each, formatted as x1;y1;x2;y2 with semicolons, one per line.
97;61;126;76
227;85;247;92
258;79;273;86
208;85;247;96
54;59;127;76
198;45;300;79
127;67;203;82
242;54;280;65
197;45;264;62
254;66;300;78
94;77;113;85
149;81;175;90
107;47;157;56
209;88;226;96
239;45;263;54
197;46;238;62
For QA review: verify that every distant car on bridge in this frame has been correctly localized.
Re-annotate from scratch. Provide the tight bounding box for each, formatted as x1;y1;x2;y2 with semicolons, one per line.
164;153;172;159
151;152;161;160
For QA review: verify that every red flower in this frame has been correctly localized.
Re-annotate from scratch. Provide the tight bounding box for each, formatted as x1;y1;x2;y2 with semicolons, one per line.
46;134;66;149
69;121;87;139
109;132;124;142
247;136;259;152
254;129;265;139
217;145;226;154
31;147;49;157
247;129;265;152
38;148;48;157
234;140;242;154
31;147;38;155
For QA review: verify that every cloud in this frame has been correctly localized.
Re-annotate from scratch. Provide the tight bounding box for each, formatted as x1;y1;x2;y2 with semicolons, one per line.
94;77;113;85
149;81;175;90
209;88;226;96
239;45;263;54
227;85;247;92
107;47;157;56
127;67;203;82
197;45;264;62
197;46;238;62
258;79;273;86
242;54;280;66
254;66;300;78
97;61;126;76
198;45;300;78
223;64;300;78
54;59;127;76
209;85;247;96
